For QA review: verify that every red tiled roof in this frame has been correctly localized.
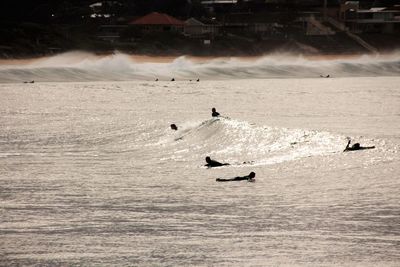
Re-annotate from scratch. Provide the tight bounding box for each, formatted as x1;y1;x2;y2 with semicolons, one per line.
129;12;184;26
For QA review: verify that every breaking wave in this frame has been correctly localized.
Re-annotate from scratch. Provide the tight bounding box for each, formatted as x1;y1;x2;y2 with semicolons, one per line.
0;51;400;82
153;117;350;166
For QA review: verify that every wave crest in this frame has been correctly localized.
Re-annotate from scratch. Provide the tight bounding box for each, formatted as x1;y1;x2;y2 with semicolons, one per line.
159;118;346;166
1;51;400;82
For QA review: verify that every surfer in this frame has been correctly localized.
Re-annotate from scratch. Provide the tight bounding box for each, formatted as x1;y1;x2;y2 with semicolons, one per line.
212;108;220;117
171;78;175;81
155;78;158;81
170;124;178;131
343;139;375;152
197;78;200;82
205;156;229;168
216;172;256;182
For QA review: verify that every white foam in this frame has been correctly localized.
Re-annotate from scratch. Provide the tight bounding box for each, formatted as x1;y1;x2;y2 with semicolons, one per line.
157;117;347;166
1;51;400;82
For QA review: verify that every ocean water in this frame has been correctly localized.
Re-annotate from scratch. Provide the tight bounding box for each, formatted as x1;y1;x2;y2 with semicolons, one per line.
1;54;400;266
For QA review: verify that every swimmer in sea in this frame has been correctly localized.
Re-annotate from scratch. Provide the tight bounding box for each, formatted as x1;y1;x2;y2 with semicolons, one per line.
343;139;375;152
212;108;220;117
171;78;175;81
170;124;178;130
216;172;256;182
205;156;229;168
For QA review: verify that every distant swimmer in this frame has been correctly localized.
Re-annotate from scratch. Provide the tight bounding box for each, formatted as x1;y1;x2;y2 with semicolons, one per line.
216;172;256;182
171;78;175;81
170;124;178;131
155;78;158;81
197;78;200;82
205;156;229;168
343;139;375;152
326;75;330;78
211;108;220;117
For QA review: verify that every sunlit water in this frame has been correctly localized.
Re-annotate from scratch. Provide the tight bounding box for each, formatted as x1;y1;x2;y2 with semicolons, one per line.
0;55;400;266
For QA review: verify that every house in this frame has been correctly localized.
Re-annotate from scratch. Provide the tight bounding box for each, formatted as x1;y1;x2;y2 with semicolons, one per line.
128;12;184;33
184;18;219;38
201;0;238;13
89;1;122;18
340;2;400;34
222;12;279;36
339;1;360;21
97;25;127;42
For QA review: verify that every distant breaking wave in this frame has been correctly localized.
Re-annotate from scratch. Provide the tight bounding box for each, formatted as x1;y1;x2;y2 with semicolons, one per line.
0;51;400;82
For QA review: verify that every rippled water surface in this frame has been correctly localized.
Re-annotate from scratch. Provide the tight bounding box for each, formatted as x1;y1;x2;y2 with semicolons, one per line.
1;77;400;266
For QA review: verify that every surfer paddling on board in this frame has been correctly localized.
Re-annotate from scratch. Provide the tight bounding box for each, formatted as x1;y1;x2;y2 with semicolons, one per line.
216;172;256;182
343;139;375;152
205;156;229;168
212;108;220;117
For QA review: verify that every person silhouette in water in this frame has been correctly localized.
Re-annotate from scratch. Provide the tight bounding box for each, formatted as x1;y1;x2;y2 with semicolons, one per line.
216;172;256;182
343;139;375;152
205;156;229;168
212;108;220;117
170;124;178;131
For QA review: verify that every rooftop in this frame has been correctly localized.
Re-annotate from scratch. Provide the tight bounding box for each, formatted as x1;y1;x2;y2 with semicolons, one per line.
129;12;184;26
